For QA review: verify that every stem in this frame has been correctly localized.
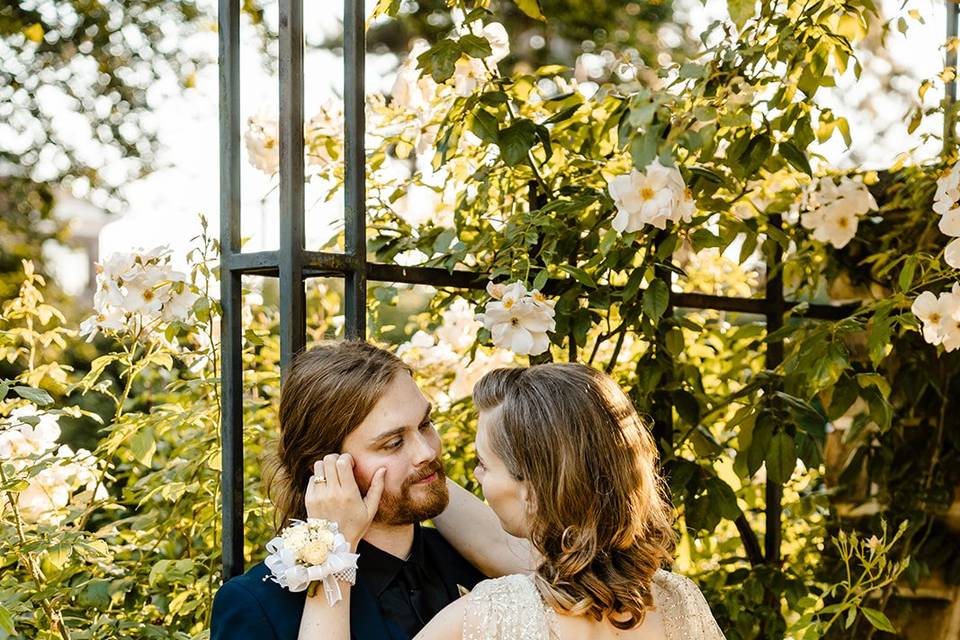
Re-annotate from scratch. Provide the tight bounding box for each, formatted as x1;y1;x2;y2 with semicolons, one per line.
0;463;71;639
863;362;950;640
76;339;153;531
604;326;627;374
26;315;36;373
480;59;554;199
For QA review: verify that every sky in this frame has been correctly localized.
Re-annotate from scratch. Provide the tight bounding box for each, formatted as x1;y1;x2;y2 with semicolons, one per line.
46;0;953;295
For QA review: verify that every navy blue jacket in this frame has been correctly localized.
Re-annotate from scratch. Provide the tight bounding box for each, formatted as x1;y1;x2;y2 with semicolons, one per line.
210;527;484;640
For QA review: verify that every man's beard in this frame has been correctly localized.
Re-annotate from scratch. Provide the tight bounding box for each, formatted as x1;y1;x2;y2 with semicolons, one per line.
370;459;449;526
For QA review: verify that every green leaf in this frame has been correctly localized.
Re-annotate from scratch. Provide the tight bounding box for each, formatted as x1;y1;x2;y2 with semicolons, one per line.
0;479;29;493
867;313;891;368
149;559;196;587
129;427;157;467
416;39;461;83
643;279;670;322
458;34;493;60
498;120;539;167
12;385;53;406
543;104;582;125
534;124;553;161
371;0;401;19
531;270;549;292
470;110;500;144
81;354;120;388
0;602;14;635
766;432;797;484
630;124;665;171
739;231;758;264
558;265;596;288
77;579;112;610
691;229;723;251
837;117;852;146
664;327;684;357
898;256;917;292
679;63;706;79
727;0;756;27
861;607;895;632
688;166;724;184
515;0;546;20
747;415;773;477
707;477;741;519
146;352;174;370
779;141;812;175
673;389;700;425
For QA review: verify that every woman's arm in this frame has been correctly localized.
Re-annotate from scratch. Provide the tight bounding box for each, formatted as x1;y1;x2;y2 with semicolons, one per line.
432;478;536;577
295;454;385;640
413;596;467;640
298;586;352;640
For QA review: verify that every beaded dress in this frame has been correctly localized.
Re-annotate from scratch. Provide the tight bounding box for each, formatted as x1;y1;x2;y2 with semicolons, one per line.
462;570;726;640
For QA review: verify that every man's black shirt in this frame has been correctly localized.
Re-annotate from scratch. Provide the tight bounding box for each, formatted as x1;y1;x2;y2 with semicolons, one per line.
210;522;485;639
358;523;471;638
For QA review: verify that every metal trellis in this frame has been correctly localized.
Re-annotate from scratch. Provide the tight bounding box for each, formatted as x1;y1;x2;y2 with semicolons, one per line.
217;0;960;581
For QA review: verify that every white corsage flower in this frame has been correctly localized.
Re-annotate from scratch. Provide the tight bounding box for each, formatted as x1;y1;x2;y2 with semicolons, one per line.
265;519;359;605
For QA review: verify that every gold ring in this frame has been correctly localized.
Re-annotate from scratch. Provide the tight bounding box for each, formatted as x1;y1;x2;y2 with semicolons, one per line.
313;475;326;485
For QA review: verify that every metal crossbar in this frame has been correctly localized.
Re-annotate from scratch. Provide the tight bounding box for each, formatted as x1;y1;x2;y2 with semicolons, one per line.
217;0;960;580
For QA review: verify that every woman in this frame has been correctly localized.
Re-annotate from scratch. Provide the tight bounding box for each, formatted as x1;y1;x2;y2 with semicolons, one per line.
298;363;725;639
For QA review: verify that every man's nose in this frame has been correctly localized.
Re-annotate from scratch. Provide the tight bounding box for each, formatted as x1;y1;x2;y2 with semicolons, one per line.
411;429;438;465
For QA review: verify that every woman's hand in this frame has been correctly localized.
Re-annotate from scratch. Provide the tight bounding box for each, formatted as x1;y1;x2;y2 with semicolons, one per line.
305;453;386;548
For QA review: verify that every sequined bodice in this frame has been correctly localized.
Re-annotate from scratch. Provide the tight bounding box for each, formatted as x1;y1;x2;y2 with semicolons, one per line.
462;570;725;640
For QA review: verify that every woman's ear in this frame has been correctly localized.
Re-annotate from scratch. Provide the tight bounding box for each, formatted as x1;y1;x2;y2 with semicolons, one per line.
520;481;537;516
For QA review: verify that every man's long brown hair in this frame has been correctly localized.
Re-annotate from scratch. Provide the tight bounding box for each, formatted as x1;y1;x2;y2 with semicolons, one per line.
473;363;676;630
262;341;411;533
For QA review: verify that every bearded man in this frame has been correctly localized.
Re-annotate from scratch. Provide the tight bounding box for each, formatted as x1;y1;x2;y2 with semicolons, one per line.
211;341;487;639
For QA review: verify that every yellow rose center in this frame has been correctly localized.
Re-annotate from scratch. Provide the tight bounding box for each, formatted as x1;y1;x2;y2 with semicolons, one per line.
640;187;656;200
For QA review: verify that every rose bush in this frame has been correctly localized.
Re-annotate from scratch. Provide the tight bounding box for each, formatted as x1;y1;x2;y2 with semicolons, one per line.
2;1;959;638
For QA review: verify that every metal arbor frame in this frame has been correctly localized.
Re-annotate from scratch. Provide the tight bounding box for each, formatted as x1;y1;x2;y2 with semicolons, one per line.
218;0;960;580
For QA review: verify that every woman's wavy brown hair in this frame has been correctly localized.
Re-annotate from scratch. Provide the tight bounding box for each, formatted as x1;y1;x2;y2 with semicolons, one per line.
472;363;675;630
262;341;411;533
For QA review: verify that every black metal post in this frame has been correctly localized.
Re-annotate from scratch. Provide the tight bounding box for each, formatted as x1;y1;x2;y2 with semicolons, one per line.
946;1;959;149
218;0;244;580
764;213;785;565
278;0;307;377
343;0;367;339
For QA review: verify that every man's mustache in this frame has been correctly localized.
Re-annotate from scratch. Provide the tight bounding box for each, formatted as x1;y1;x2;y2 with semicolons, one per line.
402;459;445;489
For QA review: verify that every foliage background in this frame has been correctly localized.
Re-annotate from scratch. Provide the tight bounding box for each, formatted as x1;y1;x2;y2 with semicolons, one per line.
1;0;959;639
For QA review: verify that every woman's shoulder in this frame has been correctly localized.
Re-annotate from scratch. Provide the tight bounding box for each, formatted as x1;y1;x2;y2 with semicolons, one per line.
651;570;726;639
467;573;540;603
463;574;556;639
652;569;700;593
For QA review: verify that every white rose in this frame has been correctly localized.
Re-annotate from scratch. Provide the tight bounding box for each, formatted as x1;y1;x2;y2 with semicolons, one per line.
478;282;556;356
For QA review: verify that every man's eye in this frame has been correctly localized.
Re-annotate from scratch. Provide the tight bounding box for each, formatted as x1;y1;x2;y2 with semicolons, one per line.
419;420;433;431
385;439;402;450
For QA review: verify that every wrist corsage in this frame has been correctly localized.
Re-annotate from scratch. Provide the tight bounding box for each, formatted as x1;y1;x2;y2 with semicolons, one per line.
264;518;359;605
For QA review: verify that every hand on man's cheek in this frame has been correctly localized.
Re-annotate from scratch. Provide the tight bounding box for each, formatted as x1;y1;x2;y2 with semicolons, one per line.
343;450;388;496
